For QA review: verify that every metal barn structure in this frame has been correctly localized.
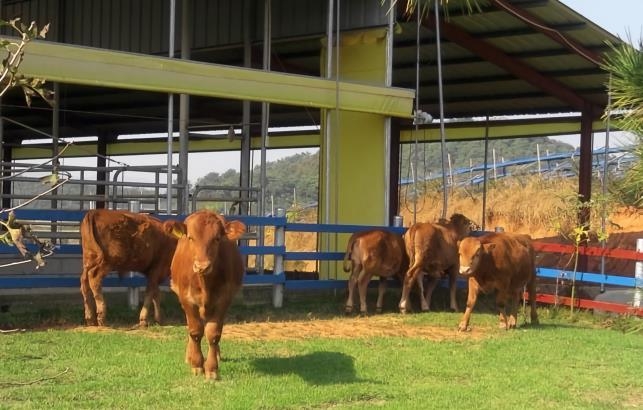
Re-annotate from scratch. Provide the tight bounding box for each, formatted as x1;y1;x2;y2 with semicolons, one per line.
0;0;630;290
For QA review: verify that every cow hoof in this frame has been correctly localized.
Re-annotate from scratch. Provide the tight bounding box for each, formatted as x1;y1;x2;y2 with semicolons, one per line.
191;367;204;376
457;325;471;332
375;307;383;314
204;371;220;381
128;322;148;331
358;311;368;318
344;306;353;315
138;320;150;328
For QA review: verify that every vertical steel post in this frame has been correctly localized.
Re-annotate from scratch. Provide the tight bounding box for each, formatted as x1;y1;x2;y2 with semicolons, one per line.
166;0;176;215
634;238;643;308
127;200;142;310
272;207;285;308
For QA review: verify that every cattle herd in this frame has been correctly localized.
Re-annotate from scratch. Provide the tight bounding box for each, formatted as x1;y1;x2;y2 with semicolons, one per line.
79;209;539;380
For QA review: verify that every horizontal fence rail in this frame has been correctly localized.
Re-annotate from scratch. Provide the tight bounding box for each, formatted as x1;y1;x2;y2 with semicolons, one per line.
1;209;642;315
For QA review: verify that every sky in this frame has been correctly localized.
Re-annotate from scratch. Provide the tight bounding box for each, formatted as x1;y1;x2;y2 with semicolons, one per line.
57;1;643;183
545;1;642;150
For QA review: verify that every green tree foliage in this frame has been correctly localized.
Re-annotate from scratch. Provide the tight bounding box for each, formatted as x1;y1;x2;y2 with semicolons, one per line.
194;151;320;212
195;137;575;212
602;38;643;207
400;136;574;181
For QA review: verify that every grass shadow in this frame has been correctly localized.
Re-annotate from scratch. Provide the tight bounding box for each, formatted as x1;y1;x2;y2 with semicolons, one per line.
252;351;363;385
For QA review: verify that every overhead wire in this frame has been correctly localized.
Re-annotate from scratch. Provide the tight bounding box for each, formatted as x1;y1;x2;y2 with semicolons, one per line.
434;0;448;220
491;0;603;66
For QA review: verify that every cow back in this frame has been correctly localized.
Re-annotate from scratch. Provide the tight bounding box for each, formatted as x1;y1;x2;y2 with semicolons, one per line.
80;209;177;275
348;230;408;278
405;222;459;271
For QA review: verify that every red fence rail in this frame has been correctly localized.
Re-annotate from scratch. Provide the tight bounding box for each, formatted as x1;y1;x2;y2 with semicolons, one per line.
532;240;643;317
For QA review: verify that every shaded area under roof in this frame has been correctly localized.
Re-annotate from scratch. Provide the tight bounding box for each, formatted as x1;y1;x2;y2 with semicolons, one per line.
0;0;624;149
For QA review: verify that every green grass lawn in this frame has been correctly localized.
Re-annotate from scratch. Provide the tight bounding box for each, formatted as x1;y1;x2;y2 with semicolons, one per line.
0;289;642;409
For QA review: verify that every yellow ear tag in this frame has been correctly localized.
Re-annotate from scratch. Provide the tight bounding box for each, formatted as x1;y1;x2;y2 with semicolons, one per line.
171;227;186;239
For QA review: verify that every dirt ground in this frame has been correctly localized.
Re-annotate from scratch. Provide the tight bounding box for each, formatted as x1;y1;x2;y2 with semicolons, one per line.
221;316;485;342
69;313;488;342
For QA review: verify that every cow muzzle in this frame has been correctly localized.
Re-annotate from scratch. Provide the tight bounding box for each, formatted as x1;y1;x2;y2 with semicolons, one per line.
193;260;212;275
459;265;472;276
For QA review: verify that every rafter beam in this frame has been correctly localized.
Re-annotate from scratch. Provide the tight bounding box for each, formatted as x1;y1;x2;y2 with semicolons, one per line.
422;13;598;113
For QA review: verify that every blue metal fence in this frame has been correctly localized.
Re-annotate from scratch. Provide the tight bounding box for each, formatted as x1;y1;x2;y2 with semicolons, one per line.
0;210;638;300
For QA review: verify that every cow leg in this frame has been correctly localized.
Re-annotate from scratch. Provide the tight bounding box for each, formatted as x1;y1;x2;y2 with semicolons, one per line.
357;271;371;315
375;277;387;314
416;271;429;312
507;289;521;329
87;267;108;326
399;264;422;313
527;277;539;325
80;267;97;326
458;278;480;332
447;267;459;312
345;270;358;314
204;319;223;380
139;278;162;327
423;276;439;312
496;292;509;330
184;306;205;376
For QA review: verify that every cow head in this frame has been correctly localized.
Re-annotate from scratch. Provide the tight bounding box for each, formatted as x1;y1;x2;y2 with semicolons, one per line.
458;237;495;276
449;213;477;240
172;210;246;275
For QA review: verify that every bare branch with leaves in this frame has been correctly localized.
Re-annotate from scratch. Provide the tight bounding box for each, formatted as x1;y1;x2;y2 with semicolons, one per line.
0;18;53;105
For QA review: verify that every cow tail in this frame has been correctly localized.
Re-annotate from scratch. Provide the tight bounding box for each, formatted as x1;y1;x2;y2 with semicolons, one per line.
80;211;105;267
406;226;416;267
342;235;356;273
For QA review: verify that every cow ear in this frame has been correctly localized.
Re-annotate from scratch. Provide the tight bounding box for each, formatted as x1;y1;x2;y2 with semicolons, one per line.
225;220;246;240
482;243;496;252
164;220;186;238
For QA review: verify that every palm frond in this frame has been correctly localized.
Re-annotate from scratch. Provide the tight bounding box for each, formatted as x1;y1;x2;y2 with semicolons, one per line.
602;38;643;135
383;0;485;20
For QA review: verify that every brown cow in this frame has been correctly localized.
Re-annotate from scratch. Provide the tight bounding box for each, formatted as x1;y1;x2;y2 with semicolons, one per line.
343;229;409;315
457;232;539;331
399;213;474;314
80;209;180;327
169;209;245;380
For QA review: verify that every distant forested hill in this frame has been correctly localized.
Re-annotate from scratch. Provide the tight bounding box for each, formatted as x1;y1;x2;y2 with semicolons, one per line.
194;136;575;211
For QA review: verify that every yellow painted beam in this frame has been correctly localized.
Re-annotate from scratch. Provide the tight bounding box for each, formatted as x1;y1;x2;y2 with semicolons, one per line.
400;118;609;142
14;39;414;118
12;132;321;159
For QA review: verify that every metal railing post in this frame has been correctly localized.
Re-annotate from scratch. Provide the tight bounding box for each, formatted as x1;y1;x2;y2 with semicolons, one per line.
127;200;141;310
272;207;285;308
634;238;643;308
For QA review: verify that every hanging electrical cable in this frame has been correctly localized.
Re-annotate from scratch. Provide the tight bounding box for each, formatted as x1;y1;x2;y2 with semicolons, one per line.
481;113;490;231
411;0;421;225
434;0;448;220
